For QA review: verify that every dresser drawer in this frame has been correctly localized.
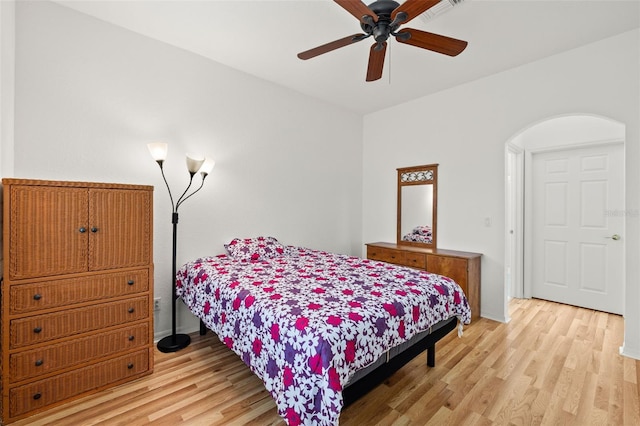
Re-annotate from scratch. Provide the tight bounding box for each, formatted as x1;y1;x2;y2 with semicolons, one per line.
402;252;426;269
367;246;404;264
367;246;426;269
9;348;151;418
9;269;149;314
9;322;150;383
10;296;149;349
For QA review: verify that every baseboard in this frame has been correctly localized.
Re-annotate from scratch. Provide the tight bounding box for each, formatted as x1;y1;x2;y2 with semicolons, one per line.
478;311;510;323
619;344;640;360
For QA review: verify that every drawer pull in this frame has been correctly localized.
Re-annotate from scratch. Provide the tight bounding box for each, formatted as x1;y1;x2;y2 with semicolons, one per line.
79;227;87;233
127;279;135;285
91;227;99;233
33;326;42;334
33;393;42;400
33;293;42;301
35;359;44;367
128;308;135;314
127;363;134;369
128;335;135;341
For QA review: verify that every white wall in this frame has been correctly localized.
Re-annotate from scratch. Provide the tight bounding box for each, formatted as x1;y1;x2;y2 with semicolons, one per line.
7;1;363;338
0;0;15;178
0;0;16;274
362;29;640;354
5;1;640;359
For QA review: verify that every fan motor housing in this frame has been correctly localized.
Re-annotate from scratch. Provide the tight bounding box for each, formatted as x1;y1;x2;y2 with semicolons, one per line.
368;0;400;17
361;0;400;41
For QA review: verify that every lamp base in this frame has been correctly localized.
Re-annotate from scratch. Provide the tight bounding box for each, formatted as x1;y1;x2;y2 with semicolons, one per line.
157;333;191;353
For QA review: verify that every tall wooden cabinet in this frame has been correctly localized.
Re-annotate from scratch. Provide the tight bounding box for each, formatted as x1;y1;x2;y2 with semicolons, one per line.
1;179;154;423
366;242;481;320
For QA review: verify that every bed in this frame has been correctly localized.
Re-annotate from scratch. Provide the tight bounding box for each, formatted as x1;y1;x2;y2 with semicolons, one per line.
401;225;433;244
176;237;471;425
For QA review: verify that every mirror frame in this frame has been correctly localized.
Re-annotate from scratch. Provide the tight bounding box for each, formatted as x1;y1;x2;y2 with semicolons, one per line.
397;163;438;248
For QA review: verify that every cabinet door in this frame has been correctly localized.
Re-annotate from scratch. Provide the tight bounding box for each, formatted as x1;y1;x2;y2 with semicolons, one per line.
427;255;468;293
88;189;151;271
8;186;88;280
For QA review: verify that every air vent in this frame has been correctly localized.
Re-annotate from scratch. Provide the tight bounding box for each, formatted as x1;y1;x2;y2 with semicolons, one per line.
420;0;465;23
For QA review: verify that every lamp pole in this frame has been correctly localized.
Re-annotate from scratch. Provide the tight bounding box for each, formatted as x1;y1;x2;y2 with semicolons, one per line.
148;143;214;353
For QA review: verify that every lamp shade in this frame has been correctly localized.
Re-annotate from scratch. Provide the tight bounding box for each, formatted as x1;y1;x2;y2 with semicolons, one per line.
147;142;168;161
185;153;205;173
200;157;215;176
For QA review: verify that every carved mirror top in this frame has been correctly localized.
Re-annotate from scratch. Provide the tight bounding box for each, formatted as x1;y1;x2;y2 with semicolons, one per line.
397;164;438;248
400;169;435;183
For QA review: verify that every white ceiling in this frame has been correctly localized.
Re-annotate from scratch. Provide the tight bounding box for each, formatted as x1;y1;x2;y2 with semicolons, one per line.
54;0;640;114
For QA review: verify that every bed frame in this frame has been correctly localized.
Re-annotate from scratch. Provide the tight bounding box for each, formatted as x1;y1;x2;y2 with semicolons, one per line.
199;315;457;407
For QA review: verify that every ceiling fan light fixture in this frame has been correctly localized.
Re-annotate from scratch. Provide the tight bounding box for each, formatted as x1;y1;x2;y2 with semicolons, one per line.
298;0;468;81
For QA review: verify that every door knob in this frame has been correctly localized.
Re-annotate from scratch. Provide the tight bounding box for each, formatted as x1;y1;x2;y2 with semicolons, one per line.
606;234;621;240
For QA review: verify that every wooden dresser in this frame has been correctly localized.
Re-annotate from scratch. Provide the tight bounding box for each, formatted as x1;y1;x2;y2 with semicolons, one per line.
1;179;154;423
366;242;481;320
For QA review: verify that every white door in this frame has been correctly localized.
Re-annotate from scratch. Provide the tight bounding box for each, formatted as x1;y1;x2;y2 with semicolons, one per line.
531;143;624;314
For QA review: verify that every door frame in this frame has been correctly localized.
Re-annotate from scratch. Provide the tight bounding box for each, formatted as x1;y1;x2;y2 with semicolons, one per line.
505;143;524;304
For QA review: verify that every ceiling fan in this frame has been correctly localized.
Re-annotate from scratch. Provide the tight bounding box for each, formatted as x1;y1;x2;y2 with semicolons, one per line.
297;0;468;82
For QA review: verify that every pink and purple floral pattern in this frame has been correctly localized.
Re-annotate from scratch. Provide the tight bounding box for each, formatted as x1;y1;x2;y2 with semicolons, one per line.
224;236;286;261
176;247;470;425
402;225;433;244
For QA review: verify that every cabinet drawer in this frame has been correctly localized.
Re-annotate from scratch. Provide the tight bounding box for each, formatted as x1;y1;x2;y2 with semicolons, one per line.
9;348;150;418
9;322;150;383
10;296;149;349
10;269;149;314
402;252;426;269
367;246;426;269
367;246;404;265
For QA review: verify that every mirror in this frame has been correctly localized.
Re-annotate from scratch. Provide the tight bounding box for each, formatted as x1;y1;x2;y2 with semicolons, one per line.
397;164;438;248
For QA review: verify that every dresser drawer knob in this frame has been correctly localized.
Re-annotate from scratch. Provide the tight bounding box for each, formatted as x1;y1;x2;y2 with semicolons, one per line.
35;359;44;367
128;308;135;314
79;227;87;233
127;363;134;369
128;335;135;341
33;293;42;301
33;393;42;400
127;280;135;285
91;227;99;233
33;326;42;334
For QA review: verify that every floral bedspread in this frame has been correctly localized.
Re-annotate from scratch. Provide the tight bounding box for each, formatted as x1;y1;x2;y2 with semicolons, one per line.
176;247;471;425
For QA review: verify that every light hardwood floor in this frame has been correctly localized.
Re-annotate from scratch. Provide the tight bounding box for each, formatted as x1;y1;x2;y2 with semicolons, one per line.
12;299;640;425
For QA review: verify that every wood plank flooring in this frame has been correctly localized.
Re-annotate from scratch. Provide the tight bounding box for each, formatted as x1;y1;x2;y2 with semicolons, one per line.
12;298;640;425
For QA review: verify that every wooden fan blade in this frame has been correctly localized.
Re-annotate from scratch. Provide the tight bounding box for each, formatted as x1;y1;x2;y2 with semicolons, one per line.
391;0;440;24
298;34;366;60
366;42;387;82
396;28;468;56
334;0;378;23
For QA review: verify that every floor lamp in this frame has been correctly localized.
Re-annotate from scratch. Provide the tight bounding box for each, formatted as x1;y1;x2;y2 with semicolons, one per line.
148;142;215;353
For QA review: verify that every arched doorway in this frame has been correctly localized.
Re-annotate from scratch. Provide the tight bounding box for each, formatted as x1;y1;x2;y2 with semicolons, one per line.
505;114;626;315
